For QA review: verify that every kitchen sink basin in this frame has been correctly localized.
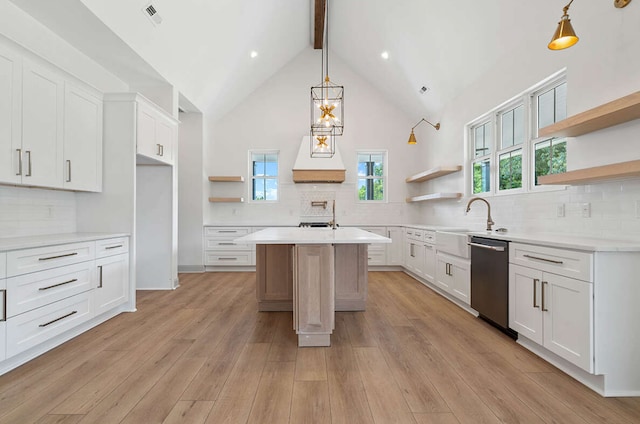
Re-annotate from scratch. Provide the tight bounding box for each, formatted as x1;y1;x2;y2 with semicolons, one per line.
435;231;470;258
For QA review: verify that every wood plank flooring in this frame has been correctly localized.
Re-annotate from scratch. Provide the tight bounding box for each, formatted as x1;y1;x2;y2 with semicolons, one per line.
1;271;639;423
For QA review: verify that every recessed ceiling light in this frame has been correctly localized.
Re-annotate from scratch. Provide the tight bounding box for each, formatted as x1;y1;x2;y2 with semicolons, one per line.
250;51;258;59
381;51;389;60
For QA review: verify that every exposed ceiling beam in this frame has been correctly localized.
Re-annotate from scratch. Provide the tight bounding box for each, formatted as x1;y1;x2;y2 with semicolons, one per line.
314;0;325;49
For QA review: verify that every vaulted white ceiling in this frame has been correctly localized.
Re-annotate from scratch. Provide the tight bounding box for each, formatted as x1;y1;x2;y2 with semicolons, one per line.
8;0;615;119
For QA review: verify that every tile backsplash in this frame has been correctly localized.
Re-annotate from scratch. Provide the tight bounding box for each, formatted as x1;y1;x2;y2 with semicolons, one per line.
0;186;76;238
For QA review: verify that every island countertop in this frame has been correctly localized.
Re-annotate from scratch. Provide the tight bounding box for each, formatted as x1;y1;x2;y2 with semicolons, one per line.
234;227;392;245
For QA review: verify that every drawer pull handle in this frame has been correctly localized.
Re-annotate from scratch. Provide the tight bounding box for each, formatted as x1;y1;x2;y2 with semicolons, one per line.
39;310;77;327
39;252;78;261
218;242;235;246
105;245;123;250
98;265;103;288
523;254;563;264
533;278;539;308
217;230;238;233
1;289;6;321
218;257;238;261
39;278;78;291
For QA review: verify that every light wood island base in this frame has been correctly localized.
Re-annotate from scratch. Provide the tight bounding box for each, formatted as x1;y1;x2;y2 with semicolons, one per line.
256;243;368;346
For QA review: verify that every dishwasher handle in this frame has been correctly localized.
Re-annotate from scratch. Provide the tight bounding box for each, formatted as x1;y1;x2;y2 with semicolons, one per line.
467;242;505;252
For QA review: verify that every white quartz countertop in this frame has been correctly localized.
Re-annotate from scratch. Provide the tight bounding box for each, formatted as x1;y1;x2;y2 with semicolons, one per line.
466;231;640;252
0;232;130;252
235;227;392;245
404;224;468;232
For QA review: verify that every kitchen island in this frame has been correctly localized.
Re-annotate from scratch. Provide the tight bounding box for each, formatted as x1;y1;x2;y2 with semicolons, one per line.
235;227;390;347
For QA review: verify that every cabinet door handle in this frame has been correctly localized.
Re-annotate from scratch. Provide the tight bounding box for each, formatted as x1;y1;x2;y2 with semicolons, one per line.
160;144;164;156
1;289;6;322
157;144;162;155
98;265;103;288
39;252;78;261
523;254;563;265
66;160;72;182
533;278;539;308
39;310;77;327
39;278;78;291
16;149;22;175
541;281;548;311
25;150;32;176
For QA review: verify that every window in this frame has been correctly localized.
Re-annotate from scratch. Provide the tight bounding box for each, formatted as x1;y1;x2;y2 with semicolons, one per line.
250;151;278;201
357;151;386;201
467;72;567;195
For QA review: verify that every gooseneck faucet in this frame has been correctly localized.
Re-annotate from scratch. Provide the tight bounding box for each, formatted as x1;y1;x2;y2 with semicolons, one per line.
465;197;495;231
331;200;337;230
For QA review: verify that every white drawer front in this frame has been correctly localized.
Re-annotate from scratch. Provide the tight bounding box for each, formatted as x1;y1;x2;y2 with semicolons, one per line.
7;242;95;277
96;237;129;258
7;262;93;318
205;251;253;266
405;228;424;242
510;243;593;282
204;227;251;238
367;249;386;266
6;291;92;358
0;252;6;279
423;231;436;244
204;239;251;250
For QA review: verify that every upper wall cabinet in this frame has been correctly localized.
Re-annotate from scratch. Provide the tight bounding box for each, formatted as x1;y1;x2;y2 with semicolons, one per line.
63;83;103;192
0;38;103;192
136;98;177;166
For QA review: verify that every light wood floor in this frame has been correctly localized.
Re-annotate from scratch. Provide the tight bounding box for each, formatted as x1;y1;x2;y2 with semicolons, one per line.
1;271;639;424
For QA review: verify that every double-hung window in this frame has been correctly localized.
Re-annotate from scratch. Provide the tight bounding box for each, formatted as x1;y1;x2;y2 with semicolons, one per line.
249;151;278;201
357;151;386;201
468;72;567;196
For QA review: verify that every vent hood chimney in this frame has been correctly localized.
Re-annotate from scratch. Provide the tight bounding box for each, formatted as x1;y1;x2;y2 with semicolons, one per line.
292;136;346;183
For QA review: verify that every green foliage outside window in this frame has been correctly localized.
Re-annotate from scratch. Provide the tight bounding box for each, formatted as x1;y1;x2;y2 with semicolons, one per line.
534;139;566;185
499;151;522;190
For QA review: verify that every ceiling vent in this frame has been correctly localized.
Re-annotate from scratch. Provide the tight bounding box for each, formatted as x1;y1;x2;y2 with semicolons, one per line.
142;3;163;26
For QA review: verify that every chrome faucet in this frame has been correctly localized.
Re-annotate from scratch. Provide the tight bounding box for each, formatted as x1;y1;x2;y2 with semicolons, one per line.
465;197;495;231
330;200;337;230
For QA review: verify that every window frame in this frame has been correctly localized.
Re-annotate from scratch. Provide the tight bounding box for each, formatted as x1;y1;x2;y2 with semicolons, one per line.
466;70;567;197
356;150;388;203
248;149;280;203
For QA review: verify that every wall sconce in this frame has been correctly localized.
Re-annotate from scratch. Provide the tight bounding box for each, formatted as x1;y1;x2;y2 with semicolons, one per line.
549;0;632;51
407;118;440;145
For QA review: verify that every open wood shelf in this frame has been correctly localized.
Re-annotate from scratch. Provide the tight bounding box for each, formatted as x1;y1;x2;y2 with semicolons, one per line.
538;159;640;185
539;91;640;138
208;197;244;203
208;176;245;182
405;193;462;203
405;166;462;183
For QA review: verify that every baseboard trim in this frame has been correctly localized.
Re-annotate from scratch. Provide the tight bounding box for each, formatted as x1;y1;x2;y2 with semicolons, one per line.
178;265;205;273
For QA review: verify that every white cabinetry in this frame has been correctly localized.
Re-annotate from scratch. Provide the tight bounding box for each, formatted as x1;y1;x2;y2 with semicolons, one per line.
405;228;425;277
136;99;177;165
360;227;387;266
62;83;103;192
21;59;64;188
0;253;6;362
386;227;404;266
435;252;470;304
94;238;130;316
509;243;593;372
0;44;22;185
204;227;255;268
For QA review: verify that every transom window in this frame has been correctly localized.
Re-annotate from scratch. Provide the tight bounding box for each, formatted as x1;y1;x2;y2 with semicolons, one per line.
249;151;278;201
357;151;386;201
468;72;567;196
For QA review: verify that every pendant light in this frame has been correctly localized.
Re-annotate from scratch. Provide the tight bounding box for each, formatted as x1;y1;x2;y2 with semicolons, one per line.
548;0;579;50
407;118;440;145
310;0;343;157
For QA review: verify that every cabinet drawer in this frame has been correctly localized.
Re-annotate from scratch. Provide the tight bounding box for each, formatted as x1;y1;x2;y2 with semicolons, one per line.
6;291;92;358
510;243;593;282
0;252;6;279
7;242;95;277
96;237;129;258
423;231;436;244
7;261;93;318
405;228;424;242
204;227;250;238
205;251;253;266
204;238;251;250
367;249;386;266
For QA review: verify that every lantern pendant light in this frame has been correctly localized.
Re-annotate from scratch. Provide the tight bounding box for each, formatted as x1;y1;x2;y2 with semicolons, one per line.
310;0;343;158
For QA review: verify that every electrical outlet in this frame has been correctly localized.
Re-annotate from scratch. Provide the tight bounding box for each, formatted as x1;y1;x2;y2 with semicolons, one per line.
556;203;565;217
581;202;591;218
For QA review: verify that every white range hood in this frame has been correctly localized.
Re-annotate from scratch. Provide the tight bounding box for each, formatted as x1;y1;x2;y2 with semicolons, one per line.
292;136;346;183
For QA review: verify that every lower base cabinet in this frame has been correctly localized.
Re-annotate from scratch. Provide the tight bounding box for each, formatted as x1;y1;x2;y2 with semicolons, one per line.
0;278;5;362
435;252;470;304
95;253;130;317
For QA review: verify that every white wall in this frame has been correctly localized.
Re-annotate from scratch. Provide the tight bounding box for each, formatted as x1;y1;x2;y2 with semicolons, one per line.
0;1;127;239
178;112;204;270
417;2;640;240
203;47;422;227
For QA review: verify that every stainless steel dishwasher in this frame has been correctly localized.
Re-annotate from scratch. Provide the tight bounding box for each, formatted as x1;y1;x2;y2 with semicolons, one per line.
469;236;516;338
